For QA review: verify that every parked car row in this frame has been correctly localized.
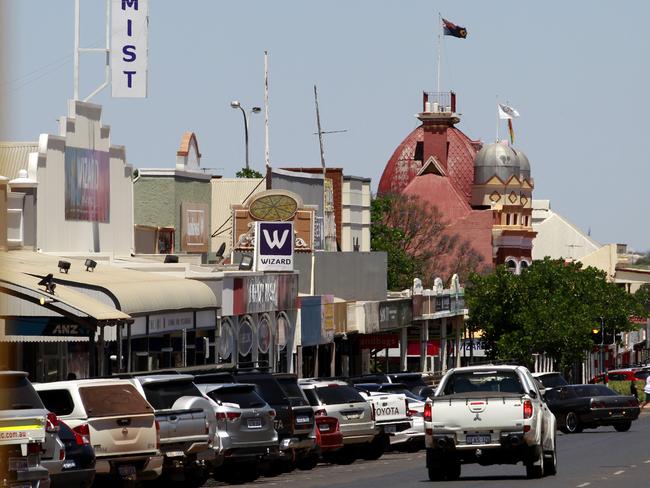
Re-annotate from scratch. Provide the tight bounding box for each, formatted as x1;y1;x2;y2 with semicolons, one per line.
2;368;430;487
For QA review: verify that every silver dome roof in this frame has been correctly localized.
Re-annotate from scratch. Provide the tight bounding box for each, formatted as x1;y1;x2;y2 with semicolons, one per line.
473;142;520;184
511;148;531;180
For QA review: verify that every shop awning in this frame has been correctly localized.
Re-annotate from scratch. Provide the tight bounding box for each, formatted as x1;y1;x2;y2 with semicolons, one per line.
0;269;132;342
0;251;218;316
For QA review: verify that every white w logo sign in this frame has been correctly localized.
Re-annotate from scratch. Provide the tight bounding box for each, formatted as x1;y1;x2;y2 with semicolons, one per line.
263;229;289;249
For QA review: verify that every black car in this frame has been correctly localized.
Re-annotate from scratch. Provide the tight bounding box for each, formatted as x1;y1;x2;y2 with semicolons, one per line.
545;384;640;434
50;420;95;488
234;371;315;469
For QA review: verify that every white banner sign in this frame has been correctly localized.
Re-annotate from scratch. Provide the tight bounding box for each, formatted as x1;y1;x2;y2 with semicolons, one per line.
111;0;149;98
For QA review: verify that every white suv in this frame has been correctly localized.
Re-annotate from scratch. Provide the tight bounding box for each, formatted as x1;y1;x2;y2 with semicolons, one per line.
299;380;378;463
35;379;163;484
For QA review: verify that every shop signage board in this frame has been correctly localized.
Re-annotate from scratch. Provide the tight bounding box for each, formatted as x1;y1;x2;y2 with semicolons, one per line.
149;312;193;334
64;148;110;222
223;273;298;316
254;221;294;272
359;333;399;349
181;202;209;253
3;317;91;337
460;339;486;357
111;0;149;98
378;299;412;331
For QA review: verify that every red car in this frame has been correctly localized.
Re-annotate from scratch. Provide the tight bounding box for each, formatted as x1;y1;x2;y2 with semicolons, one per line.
589;369;650;384
315;416;343;453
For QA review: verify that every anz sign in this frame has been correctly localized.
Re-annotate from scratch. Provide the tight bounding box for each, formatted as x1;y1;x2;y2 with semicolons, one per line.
254;222;294;272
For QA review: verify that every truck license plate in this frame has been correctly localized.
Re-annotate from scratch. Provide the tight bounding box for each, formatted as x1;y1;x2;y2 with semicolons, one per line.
384;424;397;434
296;415;310;424
247;418;262;428
8;457;28;472
118;464;136;477
465;434;491;445
164;451;184;458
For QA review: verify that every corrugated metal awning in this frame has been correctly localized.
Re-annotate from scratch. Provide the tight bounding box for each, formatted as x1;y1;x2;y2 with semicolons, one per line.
1;251;218;316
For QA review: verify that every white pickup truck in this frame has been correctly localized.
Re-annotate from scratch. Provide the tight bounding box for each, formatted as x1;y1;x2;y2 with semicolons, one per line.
423;365;557;481
356;386;411;460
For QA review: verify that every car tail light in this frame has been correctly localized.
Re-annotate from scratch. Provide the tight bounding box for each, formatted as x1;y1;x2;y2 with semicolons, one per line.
314;409;327;417
155;420;161;450
523;400;533;419
268;410;276;417
629;399;639;407
405;399;410;416
371;403;376;421
72;424;90;445
226;412;241;421
591;400;606;409
205;418;210;435
407;409;418;417
59;446;65;460
423;402;432;422
45;412;59;433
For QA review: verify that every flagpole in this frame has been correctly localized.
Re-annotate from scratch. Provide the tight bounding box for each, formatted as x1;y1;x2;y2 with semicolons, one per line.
436;12;442;97
496;95;500;142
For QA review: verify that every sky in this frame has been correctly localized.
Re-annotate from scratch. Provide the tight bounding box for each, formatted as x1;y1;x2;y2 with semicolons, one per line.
2;1;649;252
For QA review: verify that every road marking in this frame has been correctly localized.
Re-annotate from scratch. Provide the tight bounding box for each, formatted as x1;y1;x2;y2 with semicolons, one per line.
613;470;625;475
645;460;650;464
577;483;590;487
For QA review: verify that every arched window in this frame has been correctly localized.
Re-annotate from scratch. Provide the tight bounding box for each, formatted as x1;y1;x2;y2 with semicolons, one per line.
506;259;517;274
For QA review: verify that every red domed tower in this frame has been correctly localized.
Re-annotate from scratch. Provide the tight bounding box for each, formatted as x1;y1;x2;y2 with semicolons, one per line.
378;92;536;272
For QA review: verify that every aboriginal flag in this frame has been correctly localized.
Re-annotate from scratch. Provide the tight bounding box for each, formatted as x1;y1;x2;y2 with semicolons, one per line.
442;18;467;39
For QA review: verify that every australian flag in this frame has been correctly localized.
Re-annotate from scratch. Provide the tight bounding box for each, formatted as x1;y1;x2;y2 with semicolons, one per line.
442;18;468;39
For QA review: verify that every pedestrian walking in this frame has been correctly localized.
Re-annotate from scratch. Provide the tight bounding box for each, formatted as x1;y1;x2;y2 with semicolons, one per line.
642;375;650;409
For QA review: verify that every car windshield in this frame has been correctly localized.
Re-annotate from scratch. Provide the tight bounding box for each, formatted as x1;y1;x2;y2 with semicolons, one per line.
572;385;617;397
315;385;366;405
0;375;43;410
442;371;524;395
379;385;424;401
141;380;202;410
236;375;287;405
207;387;267;409
537;373;568;388
80;384;153;417
275;377;309;405
389;374;427;389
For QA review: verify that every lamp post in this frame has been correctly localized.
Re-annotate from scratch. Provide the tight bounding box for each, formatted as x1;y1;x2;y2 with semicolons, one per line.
600;317;605;375
230;100;261;171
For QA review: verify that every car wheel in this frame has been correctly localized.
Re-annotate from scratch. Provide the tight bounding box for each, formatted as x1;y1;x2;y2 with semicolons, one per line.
564;411;583;433
444;460;461;481
543;435;558;476
614;421;632;432
362;434;388;461
296;454;319;471
426;450;444;481
525;446;544;479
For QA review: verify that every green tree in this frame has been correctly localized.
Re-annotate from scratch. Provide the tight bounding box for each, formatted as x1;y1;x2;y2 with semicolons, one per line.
236;167;263;178
635;283;650;313
371;194;486;290
466;258;642;375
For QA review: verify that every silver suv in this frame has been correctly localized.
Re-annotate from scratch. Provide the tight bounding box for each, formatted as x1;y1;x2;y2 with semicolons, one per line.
196;382;278;484
299;379;377;464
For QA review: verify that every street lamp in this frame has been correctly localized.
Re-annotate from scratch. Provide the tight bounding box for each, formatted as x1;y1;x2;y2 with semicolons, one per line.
230;100;261;171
